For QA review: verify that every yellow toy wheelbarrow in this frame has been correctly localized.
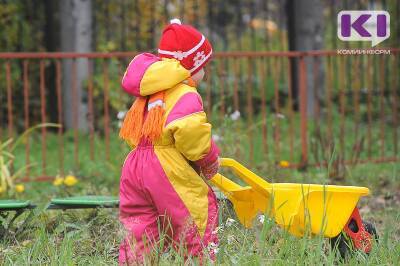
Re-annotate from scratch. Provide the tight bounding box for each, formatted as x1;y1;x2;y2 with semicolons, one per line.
210;158;377;257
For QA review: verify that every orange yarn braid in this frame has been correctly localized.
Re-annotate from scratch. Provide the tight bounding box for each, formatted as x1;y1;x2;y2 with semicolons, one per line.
119;97;147;145
119;91;166;145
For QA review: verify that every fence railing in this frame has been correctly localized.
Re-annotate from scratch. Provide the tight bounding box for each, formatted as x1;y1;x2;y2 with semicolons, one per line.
0;49;399;181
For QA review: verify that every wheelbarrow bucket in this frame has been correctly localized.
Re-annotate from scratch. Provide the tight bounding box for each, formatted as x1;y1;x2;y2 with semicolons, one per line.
210;158;370;238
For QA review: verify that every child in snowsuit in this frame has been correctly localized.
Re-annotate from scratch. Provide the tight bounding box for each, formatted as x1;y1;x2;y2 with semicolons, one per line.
118;19;220;264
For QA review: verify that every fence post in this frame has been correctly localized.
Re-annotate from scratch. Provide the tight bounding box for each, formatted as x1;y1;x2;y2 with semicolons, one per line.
299;55;308;167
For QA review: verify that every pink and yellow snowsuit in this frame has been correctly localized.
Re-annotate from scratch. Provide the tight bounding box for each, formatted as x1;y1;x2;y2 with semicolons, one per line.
119;53;219;263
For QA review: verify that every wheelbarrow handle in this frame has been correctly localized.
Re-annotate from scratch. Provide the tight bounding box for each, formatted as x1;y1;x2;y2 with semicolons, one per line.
214;158;272;197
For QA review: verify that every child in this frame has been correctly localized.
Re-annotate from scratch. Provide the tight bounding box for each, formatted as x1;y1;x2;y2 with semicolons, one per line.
118;19;220;264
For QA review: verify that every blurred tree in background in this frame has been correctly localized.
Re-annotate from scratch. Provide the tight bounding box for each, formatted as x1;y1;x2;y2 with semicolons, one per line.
60;0;92;131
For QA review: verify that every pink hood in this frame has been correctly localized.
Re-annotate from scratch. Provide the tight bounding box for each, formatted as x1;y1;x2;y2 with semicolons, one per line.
121;53;191;97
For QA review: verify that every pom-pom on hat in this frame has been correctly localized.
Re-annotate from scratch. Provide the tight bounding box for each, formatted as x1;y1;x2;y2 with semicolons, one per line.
158;18;213;75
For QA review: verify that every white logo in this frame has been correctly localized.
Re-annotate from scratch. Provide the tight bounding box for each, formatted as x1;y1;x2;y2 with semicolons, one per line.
193;51;206;66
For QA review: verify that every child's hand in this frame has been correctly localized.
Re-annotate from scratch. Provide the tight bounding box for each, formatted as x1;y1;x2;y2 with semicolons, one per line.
200;158;219;180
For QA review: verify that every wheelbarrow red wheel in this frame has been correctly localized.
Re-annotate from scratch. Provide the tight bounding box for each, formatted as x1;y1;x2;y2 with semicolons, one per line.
330;207;378;259
330;220;378;259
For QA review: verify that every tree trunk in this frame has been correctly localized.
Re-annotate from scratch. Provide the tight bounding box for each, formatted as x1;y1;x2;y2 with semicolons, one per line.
60;0;92;131
286;0;324;116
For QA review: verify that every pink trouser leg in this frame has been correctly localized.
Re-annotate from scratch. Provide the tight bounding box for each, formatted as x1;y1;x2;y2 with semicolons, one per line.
142;153;219;260
119;179;161;264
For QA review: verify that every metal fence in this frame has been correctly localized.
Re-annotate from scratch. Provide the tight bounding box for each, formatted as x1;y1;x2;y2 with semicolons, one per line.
0;49;399;180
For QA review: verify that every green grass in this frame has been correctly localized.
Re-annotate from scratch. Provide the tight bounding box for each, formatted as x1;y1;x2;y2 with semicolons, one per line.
1;187;399;265
1;118;399;265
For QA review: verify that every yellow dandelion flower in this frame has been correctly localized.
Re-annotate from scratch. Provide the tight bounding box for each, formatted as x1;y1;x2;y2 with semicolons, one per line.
53;176;64;186
15;184;25;193
64;175;78;187
0;186;4;193
279;160;290;168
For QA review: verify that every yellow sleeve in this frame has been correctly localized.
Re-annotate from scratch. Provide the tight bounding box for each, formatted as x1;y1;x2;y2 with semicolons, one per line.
167;112;212;161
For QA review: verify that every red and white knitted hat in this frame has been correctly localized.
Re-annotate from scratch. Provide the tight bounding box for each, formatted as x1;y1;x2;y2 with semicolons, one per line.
158;18;213;75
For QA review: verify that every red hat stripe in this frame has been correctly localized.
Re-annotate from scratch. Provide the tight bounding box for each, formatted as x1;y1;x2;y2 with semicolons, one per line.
158;35;206;60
